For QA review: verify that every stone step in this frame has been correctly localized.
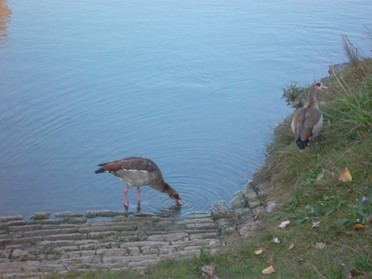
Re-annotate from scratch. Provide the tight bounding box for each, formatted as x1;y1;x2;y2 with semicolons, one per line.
23;227;79;238
0;212;222;278
0;216;23;223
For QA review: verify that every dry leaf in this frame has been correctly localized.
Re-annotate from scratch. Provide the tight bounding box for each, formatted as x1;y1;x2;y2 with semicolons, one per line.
353;224;367;230
262;265;276;275
209;240;218;245
273;237;280;244
138;271;145;276
201;265;215;278
315;242;326;249
312;221;320;228
278;220;290;228
254;209;261;221
350;268;359;276
345;271;353;279
338;168;352;182
254;248;264;255
288;243;295;250
366;215;372;223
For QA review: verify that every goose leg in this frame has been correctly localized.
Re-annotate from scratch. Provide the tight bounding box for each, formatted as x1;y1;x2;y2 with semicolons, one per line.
136;187;141;211
124;187;129;210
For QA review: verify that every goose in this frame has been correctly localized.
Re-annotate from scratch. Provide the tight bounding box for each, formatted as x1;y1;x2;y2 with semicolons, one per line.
95;157;181;210
291;81;327;149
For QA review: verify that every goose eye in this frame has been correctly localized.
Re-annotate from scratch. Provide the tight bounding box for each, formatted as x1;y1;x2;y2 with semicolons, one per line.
174;194;180;200
316;82;321;87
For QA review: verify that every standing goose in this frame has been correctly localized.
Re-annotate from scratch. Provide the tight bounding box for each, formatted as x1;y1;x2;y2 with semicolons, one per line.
95;157;181;210
291;82;327;149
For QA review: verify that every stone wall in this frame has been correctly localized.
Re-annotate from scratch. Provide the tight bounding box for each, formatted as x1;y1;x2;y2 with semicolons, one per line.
0;211;222;278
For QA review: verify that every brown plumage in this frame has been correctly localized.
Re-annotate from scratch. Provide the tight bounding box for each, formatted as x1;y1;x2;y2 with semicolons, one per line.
291;82;327;149
95;157;181;209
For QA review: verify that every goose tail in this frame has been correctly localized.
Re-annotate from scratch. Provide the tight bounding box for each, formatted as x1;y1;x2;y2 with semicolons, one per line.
295;137;309;150
94;167;105;174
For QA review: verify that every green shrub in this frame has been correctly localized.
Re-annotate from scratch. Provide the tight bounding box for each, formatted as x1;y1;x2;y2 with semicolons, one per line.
282;81;308;108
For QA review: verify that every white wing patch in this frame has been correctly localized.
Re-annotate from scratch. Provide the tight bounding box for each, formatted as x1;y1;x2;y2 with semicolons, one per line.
122;168;149;173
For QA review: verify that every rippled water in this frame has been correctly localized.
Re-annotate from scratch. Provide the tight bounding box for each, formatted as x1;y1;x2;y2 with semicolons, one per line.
0;0;370;217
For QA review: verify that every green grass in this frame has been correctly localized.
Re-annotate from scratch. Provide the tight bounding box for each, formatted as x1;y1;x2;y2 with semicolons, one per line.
256;57;372;278
47;42;372;279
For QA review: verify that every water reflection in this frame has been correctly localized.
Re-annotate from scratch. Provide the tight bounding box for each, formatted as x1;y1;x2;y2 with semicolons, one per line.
155;204;182;218
0;0;11;47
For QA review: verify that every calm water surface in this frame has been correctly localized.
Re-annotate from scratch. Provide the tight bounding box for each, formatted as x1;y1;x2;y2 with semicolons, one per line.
0;0;370;217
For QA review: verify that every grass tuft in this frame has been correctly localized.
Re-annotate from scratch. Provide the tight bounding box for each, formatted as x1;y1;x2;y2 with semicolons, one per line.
342;34;364;67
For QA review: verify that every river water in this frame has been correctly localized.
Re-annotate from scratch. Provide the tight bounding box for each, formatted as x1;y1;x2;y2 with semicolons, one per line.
0;0;370;217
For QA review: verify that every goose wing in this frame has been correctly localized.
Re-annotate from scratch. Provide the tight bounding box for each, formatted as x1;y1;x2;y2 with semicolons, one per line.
96;157;158;173
292;108;321;141
301;108;321;140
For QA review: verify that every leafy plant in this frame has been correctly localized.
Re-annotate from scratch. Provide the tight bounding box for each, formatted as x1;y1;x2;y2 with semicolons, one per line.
298;163;323;186
343;194;372;225
282;81;308;108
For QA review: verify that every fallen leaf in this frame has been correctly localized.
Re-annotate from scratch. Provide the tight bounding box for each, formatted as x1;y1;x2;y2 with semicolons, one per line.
350;268;361;276
351;140;362;145
209;240;218;245
366;215;372;223
272;237;280;244
254;248;264;255
338;168;352;182
278;220;290;228
288;243;295;250
353;224;367;230
315;242;326;249
345;271;353;279
312;221;320;229
262;265;276;275
138;271;145;276
254;209;261;221
201;265;215;278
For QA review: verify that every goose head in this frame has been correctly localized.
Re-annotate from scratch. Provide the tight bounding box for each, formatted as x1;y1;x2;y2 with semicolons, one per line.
164;183;182;206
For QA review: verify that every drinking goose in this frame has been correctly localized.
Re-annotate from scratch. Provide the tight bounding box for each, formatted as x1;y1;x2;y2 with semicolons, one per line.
291;82;327;149
95;157;181;209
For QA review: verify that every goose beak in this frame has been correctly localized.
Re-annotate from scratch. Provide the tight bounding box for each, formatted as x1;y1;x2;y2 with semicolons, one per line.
321;84;328;90
176;199;182;206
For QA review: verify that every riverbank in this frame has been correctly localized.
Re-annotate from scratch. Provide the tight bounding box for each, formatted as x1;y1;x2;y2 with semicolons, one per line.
1;56;371;278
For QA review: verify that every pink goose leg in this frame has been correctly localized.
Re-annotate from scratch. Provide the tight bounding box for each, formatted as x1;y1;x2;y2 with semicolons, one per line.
136;186;141;206
124;188;129;209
